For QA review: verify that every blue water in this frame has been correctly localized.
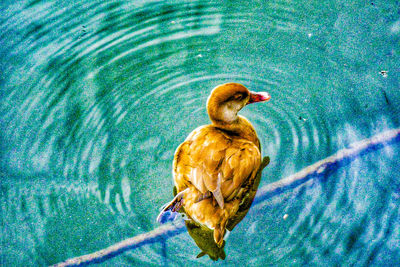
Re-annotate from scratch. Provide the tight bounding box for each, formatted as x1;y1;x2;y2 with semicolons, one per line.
1;0;400;265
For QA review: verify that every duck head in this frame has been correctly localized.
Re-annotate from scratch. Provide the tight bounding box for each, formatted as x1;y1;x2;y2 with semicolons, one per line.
206;83;270;125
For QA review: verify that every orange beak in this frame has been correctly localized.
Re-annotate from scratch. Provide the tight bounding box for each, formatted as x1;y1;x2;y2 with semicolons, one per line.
247;91;271;104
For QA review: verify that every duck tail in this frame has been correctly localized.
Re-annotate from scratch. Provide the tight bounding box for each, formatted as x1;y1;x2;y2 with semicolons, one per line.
213;221;226;248
156;189;188;224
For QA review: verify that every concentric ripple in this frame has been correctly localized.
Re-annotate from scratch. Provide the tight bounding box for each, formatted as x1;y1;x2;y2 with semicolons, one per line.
1;0;400;265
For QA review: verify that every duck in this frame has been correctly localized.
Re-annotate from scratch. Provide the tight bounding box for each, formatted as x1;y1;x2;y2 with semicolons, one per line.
157;82;270;248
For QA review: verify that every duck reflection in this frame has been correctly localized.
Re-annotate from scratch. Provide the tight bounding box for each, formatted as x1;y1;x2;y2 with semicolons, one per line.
157;83;271;260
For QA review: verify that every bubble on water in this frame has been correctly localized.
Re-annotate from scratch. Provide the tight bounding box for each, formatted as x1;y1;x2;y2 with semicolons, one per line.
380;70;388;78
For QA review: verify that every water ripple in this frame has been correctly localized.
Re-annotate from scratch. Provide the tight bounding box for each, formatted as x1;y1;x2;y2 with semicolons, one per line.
1;0;400;265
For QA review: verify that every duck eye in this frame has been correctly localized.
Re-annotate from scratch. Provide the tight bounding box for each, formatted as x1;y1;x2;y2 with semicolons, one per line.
234;94;243;100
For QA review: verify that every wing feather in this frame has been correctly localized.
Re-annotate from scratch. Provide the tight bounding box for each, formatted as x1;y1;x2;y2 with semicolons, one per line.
173;126;261;205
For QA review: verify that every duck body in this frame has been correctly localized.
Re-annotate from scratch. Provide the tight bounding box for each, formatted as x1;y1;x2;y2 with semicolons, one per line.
174;119;261;245
158;83;270;248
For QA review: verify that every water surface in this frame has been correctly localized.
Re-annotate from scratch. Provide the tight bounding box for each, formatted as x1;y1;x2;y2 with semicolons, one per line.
1;0;400;265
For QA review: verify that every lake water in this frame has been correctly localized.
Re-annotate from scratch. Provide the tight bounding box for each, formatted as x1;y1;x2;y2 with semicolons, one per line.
1;0;400;265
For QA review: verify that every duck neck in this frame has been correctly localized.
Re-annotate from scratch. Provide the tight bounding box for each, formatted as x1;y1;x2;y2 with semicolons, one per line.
210;115;260;148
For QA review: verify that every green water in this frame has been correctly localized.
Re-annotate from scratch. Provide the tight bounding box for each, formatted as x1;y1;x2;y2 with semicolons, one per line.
1;0;400;265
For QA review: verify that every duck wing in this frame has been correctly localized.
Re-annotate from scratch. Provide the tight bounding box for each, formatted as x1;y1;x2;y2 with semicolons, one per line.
173;126;261;209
